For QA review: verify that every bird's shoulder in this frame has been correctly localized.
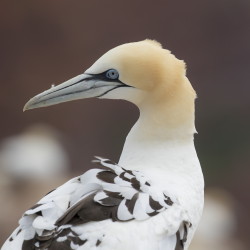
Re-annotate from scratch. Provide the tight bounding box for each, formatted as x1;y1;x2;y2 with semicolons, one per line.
4;157;190;250
29;157;174;224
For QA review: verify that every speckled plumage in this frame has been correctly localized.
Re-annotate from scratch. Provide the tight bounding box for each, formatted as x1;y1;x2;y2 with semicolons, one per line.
3;157;190;250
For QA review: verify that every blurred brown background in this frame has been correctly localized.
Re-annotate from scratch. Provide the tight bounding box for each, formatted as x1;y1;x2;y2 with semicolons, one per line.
0;0;250;248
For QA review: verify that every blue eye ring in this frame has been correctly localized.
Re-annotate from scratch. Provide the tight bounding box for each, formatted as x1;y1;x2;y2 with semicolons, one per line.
106;69;119;80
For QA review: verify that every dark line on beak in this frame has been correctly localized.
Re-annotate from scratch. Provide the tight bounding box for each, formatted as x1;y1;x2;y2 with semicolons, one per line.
41;77;91;99
96;85;131;98
38;84;131;104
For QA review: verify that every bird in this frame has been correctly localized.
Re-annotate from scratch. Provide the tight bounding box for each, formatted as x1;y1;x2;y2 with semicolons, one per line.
2;40;204;250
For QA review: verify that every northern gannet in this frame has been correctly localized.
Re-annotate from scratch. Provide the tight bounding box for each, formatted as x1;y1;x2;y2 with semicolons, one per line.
2;40;204;250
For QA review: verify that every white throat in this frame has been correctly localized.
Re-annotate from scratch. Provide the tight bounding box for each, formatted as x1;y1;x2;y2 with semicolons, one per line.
119;119;197;173
118;107;204;193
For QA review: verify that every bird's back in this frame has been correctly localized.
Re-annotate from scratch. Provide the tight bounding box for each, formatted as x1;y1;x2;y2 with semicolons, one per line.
2;158;189;250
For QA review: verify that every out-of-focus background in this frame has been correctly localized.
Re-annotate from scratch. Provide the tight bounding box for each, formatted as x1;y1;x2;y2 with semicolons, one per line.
0;0;249;248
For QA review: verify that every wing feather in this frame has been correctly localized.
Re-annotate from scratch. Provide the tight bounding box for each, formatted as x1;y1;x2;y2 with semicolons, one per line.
3;157;191;250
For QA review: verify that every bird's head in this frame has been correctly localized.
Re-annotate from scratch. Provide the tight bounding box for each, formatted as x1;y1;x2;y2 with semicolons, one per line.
24;40;197;136
24;40;196;113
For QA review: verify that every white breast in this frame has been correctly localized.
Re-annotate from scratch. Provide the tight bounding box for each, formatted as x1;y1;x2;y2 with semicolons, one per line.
119;123;204;247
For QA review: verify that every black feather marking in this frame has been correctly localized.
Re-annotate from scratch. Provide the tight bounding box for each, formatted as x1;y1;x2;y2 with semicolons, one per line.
36;233;54;241
57;228;72;237
99;196;122;206
69;235;87;246
55;192;119;227
45;189;56;196
175;230;184;250
22;238;36;250
164;197;173;206
125;193;139;214
49;240;72;250
119;172;131;182
56;193;95;225
35;211;42;217
182;221;191;243
97;171;116;183
164;193;174;206
76;199;113;222
28;203;42;211
149;196;163;210
147;210;159;217
104;190;122;199
26;228;88;250
16;229;22;236
124;169;134;175
174;222;191;250
49;234;87;250
96;239;101;246
131;177;140;191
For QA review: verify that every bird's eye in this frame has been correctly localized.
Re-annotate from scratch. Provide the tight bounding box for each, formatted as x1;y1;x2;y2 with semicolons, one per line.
106;69;119;80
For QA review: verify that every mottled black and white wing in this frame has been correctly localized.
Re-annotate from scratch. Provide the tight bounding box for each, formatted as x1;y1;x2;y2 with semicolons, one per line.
2;157;190;250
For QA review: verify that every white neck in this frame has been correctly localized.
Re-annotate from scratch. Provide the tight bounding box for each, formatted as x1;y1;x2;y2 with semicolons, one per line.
118;109;204;218
118;103;203;190
119;118;196;173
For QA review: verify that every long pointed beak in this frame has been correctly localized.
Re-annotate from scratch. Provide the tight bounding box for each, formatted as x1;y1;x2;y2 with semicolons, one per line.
23;73;123;111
